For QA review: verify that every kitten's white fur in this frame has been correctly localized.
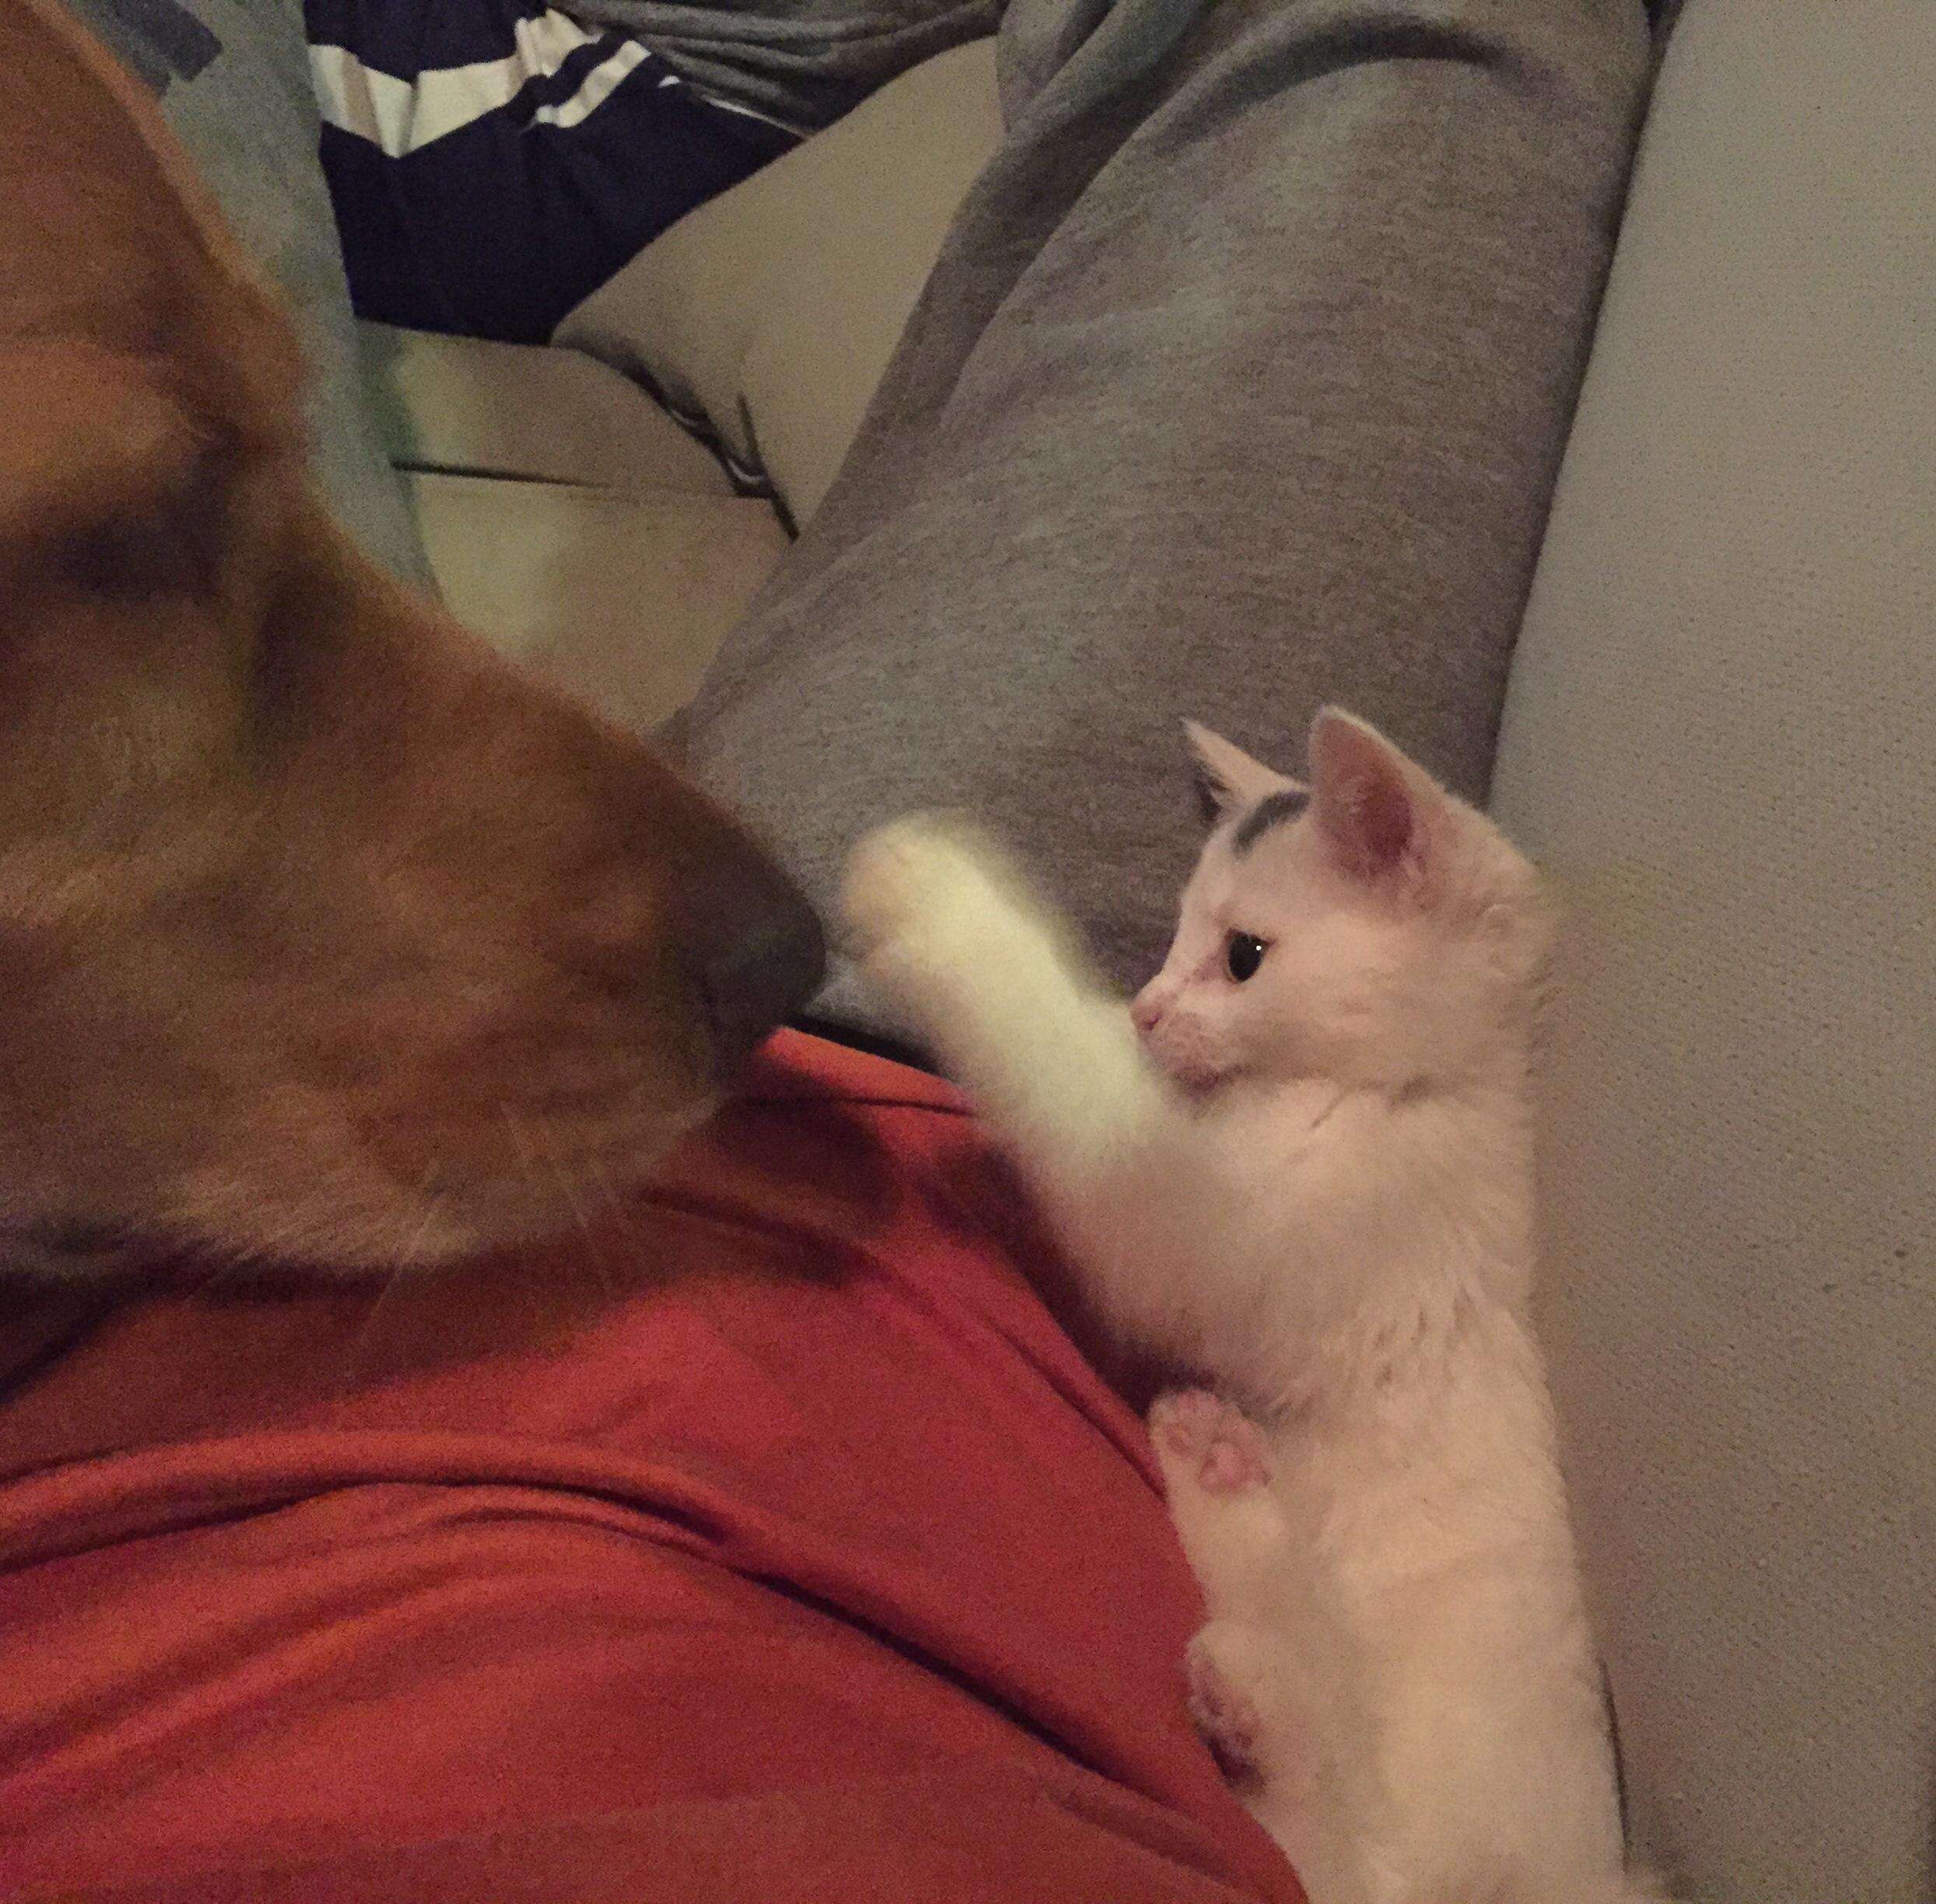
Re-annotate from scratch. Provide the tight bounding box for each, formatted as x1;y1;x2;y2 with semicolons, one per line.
842;709;1657;1904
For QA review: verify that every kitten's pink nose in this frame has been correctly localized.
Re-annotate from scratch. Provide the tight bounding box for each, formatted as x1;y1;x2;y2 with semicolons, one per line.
1130;987;1164;1037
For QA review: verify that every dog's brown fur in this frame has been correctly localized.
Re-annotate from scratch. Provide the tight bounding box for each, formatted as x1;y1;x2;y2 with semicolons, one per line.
0;0;821;1279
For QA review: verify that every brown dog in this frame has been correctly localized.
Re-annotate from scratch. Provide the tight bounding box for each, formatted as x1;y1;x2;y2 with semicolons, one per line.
0;0;822;1279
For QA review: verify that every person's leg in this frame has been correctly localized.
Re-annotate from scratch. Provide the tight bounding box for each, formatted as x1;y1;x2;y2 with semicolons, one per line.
684;0;1654;1037
307;0;795;342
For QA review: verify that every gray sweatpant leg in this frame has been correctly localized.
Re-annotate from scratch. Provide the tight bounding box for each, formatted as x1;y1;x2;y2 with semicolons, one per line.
686;0;1654;1035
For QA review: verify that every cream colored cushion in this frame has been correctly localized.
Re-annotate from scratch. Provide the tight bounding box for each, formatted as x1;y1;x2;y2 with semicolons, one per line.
405;472;787;733
1488;2;1936;1898
557;37;1001;527
360;324;730;494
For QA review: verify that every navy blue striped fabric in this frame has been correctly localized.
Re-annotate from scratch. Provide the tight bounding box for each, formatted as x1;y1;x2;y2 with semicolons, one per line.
304;0;552;78
306;0;794;342
518;33;628;113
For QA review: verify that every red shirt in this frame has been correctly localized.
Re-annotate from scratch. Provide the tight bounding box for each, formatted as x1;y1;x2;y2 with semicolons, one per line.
0;1031;1297;1902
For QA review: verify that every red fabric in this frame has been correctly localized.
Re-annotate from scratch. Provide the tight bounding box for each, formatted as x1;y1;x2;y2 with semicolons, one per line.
0;1031;1299;1904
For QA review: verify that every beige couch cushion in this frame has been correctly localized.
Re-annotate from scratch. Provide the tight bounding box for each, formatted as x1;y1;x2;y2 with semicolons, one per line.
1488;2;1936;1898
360;323;730;494
557;37;1001;527
405;472;788;733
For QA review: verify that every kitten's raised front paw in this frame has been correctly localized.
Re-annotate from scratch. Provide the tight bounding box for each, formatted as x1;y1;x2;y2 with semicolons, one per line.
842;814;1012;959
1151;1389;1274;1496
842;816;1129;1125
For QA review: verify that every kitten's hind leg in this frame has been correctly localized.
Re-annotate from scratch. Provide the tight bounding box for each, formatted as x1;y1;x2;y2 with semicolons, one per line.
1153;1394;1400;1904
1150;1388;1292;1615
1149;1397;1311;1797
1187;1618;1392;1904
1185;1618;1274;1781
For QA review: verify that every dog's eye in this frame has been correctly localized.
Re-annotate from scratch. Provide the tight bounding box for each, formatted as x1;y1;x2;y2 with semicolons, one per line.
57;512;204;602
1226;931;1268;982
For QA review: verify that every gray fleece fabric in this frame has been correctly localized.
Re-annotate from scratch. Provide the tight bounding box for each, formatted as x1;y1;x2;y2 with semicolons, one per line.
684;0;1654;1040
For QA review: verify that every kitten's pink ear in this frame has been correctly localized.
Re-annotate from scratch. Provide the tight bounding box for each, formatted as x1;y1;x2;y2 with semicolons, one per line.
1185;721;1298;819
1308;709;1441;886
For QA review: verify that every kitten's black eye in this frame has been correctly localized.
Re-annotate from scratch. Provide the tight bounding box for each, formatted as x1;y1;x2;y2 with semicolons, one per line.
1226;931;1268;982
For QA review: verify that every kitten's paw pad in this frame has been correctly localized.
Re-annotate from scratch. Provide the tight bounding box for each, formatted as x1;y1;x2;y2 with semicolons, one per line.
1151;1389;1273;1496
1185;1631;1264;1781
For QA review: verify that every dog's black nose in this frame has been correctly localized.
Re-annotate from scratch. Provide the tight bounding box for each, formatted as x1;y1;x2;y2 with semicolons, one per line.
688;868;825;1076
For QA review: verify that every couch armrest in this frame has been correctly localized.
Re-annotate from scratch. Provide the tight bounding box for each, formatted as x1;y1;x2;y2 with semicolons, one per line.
1490;2;1936;1895
558;38;1001;529
405;474;787;735
359;324;733;495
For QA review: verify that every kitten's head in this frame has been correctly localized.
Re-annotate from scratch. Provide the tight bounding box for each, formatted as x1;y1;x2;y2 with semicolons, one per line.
1131;710;1552;1099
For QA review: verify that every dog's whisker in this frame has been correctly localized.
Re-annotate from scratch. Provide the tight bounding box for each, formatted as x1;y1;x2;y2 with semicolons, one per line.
581;1151;627;1219
399;1163;449;1268
498;1102;543;1198
498;1101;624;1298
582;1153;656;1295
334;1164;444;1384
182;1233;265;1300
506;1101;600;1236
548;1152;621;1295
187;1258;241;1300
338;1263;406;1384
549;1154;595;1242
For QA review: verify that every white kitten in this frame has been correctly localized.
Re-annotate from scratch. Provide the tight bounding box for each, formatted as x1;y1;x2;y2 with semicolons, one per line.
842;709;1658;1904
